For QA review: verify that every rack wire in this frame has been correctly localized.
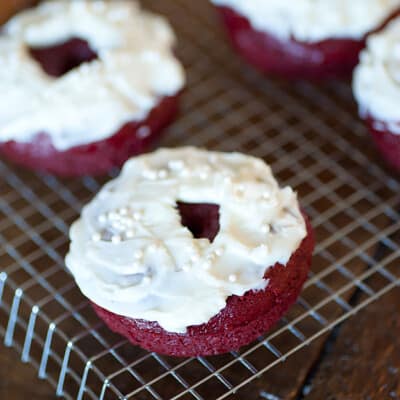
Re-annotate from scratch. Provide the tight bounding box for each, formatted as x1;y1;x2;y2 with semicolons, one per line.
0;1;400;399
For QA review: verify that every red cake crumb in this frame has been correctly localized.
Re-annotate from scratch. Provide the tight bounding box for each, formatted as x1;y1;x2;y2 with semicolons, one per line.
0;38;180;176
216;6;380;80
92;213;314;357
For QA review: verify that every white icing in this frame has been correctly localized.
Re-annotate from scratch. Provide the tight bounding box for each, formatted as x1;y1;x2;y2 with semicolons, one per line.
353;17;400;134
212;0;400;42
0;0;184;150
66;147;307;333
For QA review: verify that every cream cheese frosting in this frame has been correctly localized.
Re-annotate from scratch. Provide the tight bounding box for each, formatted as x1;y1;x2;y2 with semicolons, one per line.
66;147;307;333
212;0;400;42
0;0;184;150
353;17;400;134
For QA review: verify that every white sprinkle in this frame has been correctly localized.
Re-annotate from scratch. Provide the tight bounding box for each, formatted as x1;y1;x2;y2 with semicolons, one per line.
261;224;270;234
168;159;184;170
148;244;158;252
258;244;269;254
191;254;200;263
215;247;224;257
133;211;143;221
98;214;107;224
111;235;122;244
92;233;101;242
134;250;144;260
111;220;123;229
235;184;245;197
207;253;216;262
202;261;211;270
143;276;152;284
199;169;209;180
119;207;128;216
228;274;237;283
108;211;118;221
262;192;271;200
143;169;157;180
158;169;168;179
208;154;218;163
125;230;135;238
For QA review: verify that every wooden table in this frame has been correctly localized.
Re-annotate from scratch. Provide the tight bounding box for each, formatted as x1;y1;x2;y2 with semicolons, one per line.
1;288;398;399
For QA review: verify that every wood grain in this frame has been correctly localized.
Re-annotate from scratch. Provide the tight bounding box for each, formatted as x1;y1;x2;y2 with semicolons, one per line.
0;345;55;399
304;288;400;400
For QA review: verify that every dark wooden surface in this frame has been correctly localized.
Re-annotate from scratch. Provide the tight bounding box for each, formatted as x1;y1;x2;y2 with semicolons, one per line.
0;345;55;399
1;288;398;399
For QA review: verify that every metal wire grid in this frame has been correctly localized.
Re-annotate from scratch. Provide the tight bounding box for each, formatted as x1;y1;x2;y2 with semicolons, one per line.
0;0;399;399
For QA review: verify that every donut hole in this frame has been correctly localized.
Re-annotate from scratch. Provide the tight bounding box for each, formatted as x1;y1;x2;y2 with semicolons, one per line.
177;202;220;242
29;37;98;77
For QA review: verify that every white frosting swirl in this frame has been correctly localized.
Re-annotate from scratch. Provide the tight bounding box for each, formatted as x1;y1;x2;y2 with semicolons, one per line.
66;148;307;333
212;0;400;42
0;0;184;150
353;17;400;133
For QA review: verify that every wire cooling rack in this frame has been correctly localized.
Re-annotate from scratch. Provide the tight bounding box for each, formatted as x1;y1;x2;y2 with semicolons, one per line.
1;1;400;399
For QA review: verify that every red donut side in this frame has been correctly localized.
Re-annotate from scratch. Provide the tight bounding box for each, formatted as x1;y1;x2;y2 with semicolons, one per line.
365;115;400;172
0;94;179;177
215;6;398;80
92;213;314;357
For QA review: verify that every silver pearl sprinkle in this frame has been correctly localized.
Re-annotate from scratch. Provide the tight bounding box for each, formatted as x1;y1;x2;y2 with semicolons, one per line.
228;274;237;283
111;235;122;244
92;233;101;242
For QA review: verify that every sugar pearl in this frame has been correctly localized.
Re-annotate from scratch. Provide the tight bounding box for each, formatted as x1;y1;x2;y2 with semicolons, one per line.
262;192;271;200
108;211;119;221
228;274;237;283
202;261;211;270
125;230;135;239
158;169;168;179
215;247;224;257
98;214;107;224
134;250;144;260
133;211;143;221
168;159;184;170
261;224;270;234
143;276;152;284
111;235;122;244
92;233;101;242
119;207;128;216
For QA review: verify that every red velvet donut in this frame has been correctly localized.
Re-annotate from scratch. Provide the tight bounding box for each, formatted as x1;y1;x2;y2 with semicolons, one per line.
216;6;397;80
92;213;314;357
365;116;400;172
0;35;181;176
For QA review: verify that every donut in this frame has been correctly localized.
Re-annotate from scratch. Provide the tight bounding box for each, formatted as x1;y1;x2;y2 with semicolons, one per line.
353;17;400;172
0;1;185;176
211;0;400;80
66;147;314;356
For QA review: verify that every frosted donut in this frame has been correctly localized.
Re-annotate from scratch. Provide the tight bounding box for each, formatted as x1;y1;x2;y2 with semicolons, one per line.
0;0;185;176
211;0;400;79
66;147;314;356
354;16;400;171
